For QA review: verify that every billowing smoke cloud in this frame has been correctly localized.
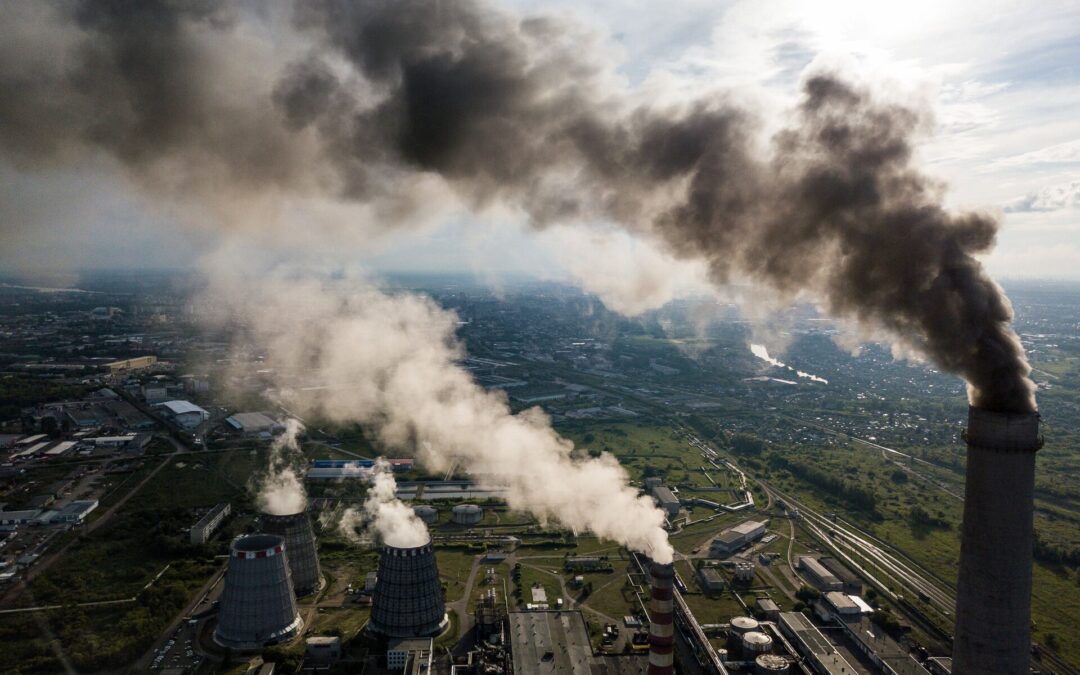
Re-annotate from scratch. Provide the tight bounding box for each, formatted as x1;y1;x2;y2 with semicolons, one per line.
347;458;430;549
0;0;1035;412
213;270;675;562
253;418;308;516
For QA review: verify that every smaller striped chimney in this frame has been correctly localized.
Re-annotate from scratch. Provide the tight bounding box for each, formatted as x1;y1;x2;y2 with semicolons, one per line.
647;561;675;675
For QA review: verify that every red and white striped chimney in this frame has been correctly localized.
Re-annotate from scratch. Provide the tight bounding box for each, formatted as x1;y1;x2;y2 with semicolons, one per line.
647;561;675;675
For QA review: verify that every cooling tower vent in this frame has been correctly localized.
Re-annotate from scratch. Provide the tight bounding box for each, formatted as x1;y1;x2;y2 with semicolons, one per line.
214;534;303;651
260;510;323;597
368;540;448;638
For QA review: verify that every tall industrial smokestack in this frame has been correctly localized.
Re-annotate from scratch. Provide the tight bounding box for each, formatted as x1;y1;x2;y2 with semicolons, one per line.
953;407;1041;675
647;561;675;675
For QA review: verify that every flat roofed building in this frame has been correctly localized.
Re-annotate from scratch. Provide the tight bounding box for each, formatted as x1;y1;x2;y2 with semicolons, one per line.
698;566;725;593
819;556;863;595
106;356;158;374
226;412;284;437
0;510;42;531
44;441;76;457
191;502;231;544
755;598;781;619
508;611;646;675
53;500;98;524
778;612;858;675
835;617;931;675
305;636;342;669
710;519;768;555
652;486;680;518
387;637;432;673
158;400;210;429
800;556;843;592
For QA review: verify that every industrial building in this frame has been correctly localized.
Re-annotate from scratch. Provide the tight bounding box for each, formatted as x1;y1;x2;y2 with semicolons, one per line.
305;458;414;481
0;510;43;530
709;519;767;555
387;638;433;673
157;400;210;429
260;510;322;597
226;412;285;438
833;617;930;675
777;612;857;675
697;567;725;594
818;557;863;595
304;636;342;670
508;611;646;675
755;598;781;620
45;500;98;524
799;556;842;591
651;486;680;518
214;534;303;651
368;540;448;638
813;591;864;622
105;355;157;374
190;502;231;544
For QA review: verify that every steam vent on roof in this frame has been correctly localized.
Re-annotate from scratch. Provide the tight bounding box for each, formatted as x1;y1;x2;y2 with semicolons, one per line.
259;510;323;597
368;540;448;638
214;534;303;651
953;406;1042;675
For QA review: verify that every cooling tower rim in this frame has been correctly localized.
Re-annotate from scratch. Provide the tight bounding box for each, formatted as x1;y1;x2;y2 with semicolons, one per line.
381;539;434;555
232;533;285;553
261;509;308;517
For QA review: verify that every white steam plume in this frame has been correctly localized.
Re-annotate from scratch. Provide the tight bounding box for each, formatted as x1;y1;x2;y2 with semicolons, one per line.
749;343;828;384
348;458;430;548
253;417;308;516
211;269;674;563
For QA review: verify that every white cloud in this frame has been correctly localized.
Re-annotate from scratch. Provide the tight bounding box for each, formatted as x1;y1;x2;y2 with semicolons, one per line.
1003;180;1080;212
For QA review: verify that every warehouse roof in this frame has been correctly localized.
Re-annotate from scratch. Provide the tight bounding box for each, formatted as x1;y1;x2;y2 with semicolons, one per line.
160;400;208;416
509;611;646;675
652;486;678;505
226;412;280;432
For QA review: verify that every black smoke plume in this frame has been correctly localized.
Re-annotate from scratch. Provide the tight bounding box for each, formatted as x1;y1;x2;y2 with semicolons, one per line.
0;0;1036;412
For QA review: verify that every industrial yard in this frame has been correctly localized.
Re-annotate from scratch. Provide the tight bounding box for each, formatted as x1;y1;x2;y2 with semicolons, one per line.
0;277;1079;674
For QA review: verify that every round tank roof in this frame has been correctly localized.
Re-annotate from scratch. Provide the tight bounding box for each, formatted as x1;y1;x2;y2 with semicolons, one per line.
730;616;759;631
742;631;773;646
453;503;482;512
755;654;789;671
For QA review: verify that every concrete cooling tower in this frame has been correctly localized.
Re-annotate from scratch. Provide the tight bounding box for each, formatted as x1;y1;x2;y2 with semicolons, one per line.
647;561;675;675
368;540;448;638
953;407;1041;675
214;534;303;650
260;510;323;597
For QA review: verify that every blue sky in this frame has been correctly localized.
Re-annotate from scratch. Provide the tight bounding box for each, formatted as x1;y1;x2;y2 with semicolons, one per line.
2;0;1079;285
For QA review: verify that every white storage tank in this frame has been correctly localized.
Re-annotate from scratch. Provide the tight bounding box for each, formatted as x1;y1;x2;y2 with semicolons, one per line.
755;654;790;674
413;505;438;524
729;616;760;636
741;630;773;657
452;503;483;525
